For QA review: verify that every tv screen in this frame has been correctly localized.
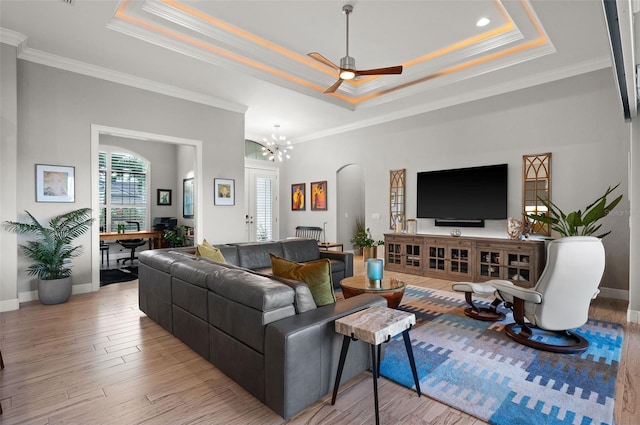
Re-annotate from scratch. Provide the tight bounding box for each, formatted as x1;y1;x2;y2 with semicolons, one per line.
417;164;508;220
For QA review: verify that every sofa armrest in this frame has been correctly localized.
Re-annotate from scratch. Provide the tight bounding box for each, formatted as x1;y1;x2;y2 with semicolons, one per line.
320;251;353;278
264;294;385;419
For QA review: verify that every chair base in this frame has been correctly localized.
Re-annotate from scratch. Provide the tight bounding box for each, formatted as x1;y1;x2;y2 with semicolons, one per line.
462;292;505;322
463;306;506;322
504;323;589;354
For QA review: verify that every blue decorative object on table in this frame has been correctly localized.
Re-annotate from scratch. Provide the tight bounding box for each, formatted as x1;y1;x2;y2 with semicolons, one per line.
367;258;383;287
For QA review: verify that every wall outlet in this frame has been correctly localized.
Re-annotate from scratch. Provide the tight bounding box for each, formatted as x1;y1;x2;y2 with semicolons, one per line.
372;213;380;220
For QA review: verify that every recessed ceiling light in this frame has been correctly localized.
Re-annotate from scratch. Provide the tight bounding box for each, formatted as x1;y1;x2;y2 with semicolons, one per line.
476;17;491;27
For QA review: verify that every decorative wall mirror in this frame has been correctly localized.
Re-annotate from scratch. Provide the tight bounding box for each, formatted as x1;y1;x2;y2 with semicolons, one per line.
390;169;406;231
522;153;551;236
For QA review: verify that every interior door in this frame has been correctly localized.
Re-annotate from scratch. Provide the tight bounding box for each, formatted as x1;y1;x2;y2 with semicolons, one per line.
245;167;278;242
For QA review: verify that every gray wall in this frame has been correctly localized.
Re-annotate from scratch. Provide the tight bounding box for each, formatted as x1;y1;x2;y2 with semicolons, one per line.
2;55;245;303
280;68;631;294
0;43;18;310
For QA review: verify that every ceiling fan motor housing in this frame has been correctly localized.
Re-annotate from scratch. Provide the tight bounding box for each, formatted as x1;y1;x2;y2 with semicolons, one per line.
340;55;355;70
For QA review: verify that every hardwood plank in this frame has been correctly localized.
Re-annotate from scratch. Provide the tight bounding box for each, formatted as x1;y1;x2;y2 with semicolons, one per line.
0;261;638;425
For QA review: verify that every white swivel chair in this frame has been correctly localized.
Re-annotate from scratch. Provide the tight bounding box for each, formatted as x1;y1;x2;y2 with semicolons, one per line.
490;236;605;353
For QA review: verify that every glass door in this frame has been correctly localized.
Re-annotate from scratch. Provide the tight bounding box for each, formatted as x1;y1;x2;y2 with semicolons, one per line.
245;167;278;242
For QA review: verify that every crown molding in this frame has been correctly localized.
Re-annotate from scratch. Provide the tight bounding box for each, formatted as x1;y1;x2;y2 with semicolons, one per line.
15;43;247;114
0;27;27;53
296;56;613;143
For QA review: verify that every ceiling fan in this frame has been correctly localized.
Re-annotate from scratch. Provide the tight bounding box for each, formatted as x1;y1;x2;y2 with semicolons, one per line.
308;4;403;94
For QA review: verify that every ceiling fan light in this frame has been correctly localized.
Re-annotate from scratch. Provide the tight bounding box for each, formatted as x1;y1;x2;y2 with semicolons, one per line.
340;70;356;80
476;17;490;27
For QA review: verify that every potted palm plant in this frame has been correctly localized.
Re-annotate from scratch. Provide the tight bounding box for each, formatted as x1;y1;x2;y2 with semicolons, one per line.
3;208;94;304
528;184;622;238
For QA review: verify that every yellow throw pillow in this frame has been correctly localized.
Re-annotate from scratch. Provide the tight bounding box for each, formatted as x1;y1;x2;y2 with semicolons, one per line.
196;242;226;263
270;254;336;306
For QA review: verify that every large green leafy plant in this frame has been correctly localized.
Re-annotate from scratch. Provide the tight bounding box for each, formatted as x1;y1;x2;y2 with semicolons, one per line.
3;208;94;279
528;184;622;238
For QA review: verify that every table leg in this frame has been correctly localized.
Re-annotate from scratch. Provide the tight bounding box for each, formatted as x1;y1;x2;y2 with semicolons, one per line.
377;344;382;378
331;335;351;405
402;329;421;397
371;344;380;425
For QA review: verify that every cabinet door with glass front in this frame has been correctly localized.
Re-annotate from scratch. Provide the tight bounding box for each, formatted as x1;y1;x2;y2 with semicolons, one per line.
476;248;504;281
385;235;422;273
425;239;448;278
447;242;472;278
385;237;404;272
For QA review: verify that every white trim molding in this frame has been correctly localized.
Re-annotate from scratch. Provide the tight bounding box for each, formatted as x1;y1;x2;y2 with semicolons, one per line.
599;286;630;301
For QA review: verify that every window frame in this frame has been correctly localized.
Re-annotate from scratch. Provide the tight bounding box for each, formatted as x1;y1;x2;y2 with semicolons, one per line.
99;146;151;232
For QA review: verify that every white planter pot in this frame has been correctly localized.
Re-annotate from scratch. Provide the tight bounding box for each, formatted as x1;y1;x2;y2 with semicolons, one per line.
38;276;72;305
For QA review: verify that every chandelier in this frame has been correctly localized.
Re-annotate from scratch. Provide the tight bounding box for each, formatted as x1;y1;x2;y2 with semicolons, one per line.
262;124;293;162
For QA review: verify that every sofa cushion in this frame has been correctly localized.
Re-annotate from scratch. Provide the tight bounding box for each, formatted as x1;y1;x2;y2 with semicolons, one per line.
213;244;239;266
270;254;336;307
139;249;195;273
206;267;294;311
235;242;284;270
280;238;321;263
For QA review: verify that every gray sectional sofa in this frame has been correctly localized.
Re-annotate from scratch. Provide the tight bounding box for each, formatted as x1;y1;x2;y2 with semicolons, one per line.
138;238;383;419
212;238;353;287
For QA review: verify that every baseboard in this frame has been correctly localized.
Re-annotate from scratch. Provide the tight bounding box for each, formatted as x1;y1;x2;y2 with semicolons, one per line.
72;282;94;295
0;297;20;312
14;282;96;309
628;309;640;324
18;289;37;304
598;286;629;300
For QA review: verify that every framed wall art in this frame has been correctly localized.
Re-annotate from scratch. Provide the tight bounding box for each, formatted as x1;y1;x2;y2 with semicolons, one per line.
157;189;172;206
291;183;305;211
36;164;75;202
183;178;194;218
214;178;235;206
310;180;327;211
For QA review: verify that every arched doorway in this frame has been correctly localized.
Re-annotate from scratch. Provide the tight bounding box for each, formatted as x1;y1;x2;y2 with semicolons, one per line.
337;164;365;251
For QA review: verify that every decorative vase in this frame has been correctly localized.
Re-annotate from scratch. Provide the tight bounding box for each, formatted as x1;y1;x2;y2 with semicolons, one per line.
366;258;384;287
363;246;377;262
507;217;524;240
38;277;72;305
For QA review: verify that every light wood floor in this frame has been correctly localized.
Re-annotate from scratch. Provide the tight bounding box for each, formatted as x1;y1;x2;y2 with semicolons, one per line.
1;263;638;425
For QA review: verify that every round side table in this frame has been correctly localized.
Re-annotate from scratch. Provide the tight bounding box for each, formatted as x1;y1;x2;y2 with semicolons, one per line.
339;276;406;308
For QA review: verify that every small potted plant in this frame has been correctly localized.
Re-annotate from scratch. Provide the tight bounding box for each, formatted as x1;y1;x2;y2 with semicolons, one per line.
351;222;384;261
3;208;93;304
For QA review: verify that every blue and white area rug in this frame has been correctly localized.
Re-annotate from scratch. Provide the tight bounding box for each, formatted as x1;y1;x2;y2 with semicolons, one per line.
379;286;624;425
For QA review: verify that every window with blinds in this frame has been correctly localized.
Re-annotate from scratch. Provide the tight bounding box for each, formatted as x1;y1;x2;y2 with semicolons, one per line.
255;177;273;241
99;150;149;232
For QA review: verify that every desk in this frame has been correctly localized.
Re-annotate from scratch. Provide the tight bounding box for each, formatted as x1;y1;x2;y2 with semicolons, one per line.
99;230;163;249
318;242;344;251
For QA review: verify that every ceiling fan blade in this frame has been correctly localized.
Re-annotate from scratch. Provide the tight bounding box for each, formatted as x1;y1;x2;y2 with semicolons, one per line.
325;79;344;93
308;52;340;70
354;66;403;76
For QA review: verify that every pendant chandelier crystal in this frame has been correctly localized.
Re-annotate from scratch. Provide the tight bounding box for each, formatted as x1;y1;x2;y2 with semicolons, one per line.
262;124;293;162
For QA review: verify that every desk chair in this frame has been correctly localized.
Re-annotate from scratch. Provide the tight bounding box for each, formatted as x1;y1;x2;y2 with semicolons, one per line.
117;221;146;267
100;241;110;267
295;226;323;241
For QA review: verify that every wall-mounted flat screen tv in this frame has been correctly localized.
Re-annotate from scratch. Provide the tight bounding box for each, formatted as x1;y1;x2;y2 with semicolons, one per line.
417;164;508;220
